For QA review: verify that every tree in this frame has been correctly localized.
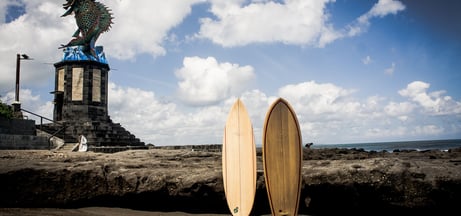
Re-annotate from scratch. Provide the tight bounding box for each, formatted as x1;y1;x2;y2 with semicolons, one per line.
0;99;13;119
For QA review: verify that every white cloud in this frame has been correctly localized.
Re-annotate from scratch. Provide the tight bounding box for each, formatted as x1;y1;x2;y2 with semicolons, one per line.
1;89;53;123
362;56;372;65
108;83;187;145
93;80;461;145
384;62;396;75
364;95;385;110
108;82;230;145
275;81;370;143
0;1;72;93
1;1;458;146
399;81;461;115
0;0;407;96
413;125;444;136
368;0;406;18
0;0;12;23
384;101;414;116
318;24;343;47
0;0;203;93
198;0;405;47
5;79;461;146
198;0;333;47
101;0;204;60
175;56;255;106
397;115;408;122
347;0;405;37
277;81;360;117
363;126;408;139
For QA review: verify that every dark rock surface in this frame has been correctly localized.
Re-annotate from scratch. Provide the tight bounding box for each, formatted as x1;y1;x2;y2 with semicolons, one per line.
0;148;460;215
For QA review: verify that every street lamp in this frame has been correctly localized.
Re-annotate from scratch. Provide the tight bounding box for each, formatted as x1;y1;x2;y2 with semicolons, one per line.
12;53;33;115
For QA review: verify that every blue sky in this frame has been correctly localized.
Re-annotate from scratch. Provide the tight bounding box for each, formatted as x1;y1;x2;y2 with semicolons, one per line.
1;0;460;145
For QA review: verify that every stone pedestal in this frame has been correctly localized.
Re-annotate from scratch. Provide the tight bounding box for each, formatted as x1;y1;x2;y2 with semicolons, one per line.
49;47;144;146
53;60;109;123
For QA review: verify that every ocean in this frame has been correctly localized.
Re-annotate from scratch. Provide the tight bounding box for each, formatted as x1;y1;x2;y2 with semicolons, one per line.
311;139;461;152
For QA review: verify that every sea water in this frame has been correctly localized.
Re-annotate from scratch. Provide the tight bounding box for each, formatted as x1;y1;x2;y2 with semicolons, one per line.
311;139;461;152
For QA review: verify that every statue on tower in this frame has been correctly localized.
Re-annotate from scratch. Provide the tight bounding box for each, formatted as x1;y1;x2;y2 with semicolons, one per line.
59;0;113;63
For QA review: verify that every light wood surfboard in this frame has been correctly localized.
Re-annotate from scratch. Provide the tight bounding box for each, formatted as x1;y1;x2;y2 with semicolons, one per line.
222;99;257;216
262;98;303;216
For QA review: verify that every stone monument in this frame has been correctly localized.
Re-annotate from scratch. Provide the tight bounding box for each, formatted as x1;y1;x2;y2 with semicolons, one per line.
50;0;144;147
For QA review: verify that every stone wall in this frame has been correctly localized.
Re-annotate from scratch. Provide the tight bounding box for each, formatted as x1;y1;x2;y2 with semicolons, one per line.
0;134;49;150
0;117;48;149
0;117;36;135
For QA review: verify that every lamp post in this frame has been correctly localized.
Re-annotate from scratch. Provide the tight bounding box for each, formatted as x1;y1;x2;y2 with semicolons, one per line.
12;53;33;115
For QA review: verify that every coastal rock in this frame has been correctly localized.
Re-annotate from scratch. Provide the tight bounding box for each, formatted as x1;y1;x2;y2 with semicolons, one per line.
0;148;460;215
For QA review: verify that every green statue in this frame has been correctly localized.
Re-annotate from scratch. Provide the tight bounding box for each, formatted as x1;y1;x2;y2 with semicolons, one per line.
60;0;113;58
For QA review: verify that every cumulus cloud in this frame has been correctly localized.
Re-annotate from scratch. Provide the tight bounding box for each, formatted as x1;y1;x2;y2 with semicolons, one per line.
363;126;408;139
2;1;459;146
367;0;406;18
108;82;182;145
114;80;365;145
0;0;14;23
0;0;203;93
0;0;407;95
5;79;461;145
275;81;369;142
197;0;405;47
1;89;53;122
0;1;72;93
101;0;204;60
100;80;461;144
413;125;444;136
384;101;414;116
197;0;333;47
175;56;255;106
108;82;230;145
348;0;405;37
398;81;461;115
277;81;359;117
270;80;460;143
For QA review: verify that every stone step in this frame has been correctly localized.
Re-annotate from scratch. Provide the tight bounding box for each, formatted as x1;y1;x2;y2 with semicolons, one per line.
46;120;144;147
57;143;79;152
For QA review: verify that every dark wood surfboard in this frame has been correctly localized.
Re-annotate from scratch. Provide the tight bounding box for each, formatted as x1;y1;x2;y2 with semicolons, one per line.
262;98;303;216
222;99;257;216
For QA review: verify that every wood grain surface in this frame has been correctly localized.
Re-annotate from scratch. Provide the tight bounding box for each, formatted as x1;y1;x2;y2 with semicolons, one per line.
262;98;303;216
222;99;257;216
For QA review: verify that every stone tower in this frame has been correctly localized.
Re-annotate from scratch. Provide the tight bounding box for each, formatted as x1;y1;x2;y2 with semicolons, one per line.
51;47;144;146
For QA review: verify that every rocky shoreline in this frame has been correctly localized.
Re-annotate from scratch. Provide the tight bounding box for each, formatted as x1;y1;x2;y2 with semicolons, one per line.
0;147;460;215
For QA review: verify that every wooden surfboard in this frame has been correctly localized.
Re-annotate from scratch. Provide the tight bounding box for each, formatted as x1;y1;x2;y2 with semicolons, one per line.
222;99;257;216
262;98;303;216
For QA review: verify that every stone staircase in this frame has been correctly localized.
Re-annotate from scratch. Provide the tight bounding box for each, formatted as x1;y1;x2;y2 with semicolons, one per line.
57;143;79;152
38;123;68;142
40;120;144;148
65;121;144;146
38;129;78;152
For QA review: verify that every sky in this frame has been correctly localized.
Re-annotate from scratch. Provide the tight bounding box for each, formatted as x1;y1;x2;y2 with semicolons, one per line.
1;0;460;146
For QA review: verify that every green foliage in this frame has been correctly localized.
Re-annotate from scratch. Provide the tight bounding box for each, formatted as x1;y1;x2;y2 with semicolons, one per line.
0;99;13;119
